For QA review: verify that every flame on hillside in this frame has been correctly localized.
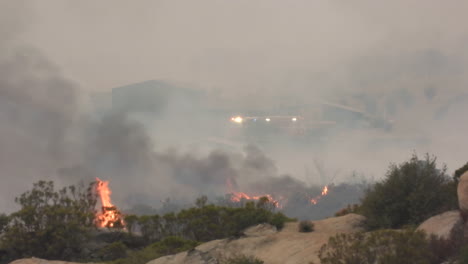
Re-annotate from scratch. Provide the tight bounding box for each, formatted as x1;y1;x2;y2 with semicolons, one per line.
229;191;283;208
310;186;329;205
225;177;283;208
95;178;125;228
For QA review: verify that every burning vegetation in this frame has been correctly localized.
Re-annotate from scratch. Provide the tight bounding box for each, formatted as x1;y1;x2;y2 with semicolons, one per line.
95;178;125;228
225;177;330;209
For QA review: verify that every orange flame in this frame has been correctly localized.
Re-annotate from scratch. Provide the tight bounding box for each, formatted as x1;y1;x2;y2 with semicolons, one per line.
229;191;282;208
310;185;329;205
95;178;125;228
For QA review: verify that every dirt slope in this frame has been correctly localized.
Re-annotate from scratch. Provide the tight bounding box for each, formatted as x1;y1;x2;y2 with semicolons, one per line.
148;213;366;264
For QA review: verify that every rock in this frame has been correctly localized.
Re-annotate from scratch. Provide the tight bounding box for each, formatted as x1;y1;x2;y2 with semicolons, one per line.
417;210;463;240
458;171;468;219
9;258;86;264
243;224;277;237
147;213;366;264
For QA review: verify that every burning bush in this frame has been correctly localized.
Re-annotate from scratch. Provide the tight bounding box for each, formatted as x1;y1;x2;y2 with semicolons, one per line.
95;178;125;229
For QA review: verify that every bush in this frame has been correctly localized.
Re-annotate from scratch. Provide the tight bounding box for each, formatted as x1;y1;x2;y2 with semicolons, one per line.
298;220;314;232
455;161;468;181
359;154;458;229
137;203;294;242
334;204;360;217
319;229;437;264
222;255;264;264
97;241;128;261
0;181;97;262
459;245;468;264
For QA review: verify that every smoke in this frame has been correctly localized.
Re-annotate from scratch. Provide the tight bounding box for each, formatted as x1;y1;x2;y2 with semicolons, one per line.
2;1;468;220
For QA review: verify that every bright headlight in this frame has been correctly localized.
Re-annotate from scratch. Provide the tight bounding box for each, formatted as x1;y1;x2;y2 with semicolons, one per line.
265;118;271;122
292;117;297;122
231;116;243;123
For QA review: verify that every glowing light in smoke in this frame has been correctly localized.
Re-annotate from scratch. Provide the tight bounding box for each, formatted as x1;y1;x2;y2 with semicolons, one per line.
292;117;297;122
231;116;243;123
95;178;125;228
265;118;271;122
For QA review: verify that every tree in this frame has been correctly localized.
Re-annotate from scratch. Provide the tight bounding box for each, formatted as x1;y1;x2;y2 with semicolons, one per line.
0;214;8;234
454;161;468;181
0;180;97;262
359;154;457;229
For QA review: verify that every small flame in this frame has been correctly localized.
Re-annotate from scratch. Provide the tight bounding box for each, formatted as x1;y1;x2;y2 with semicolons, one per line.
309;185;329;205
229;191;282;208
95;178;125;228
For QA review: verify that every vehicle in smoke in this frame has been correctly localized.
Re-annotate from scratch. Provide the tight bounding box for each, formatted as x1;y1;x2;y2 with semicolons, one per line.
227;100;394;145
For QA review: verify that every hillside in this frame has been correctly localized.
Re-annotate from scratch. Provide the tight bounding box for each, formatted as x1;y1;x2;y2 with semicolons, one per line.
10;214;365;264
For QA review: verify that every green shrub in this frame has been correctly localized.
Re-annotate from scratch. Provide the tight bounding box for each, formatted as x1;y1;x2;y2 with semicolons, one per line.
360;154;457;229
0;181;97;262
455;161;468;181
459;245;468;264
222;255;264;264
0;214;8;234
298;220;314;232
97;241;128;261
334;204;361;217
318;229;435;264
138;204;294;242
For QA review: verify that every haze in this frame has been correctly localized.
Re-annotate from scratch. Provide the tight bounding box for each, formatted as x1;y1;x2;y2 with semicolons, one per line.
1;0;468;213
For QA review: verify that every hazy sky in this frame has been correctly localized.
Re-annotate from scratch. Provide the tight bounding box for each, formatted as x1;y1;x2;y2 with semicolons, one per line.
2;1;468;212
15;0;468;96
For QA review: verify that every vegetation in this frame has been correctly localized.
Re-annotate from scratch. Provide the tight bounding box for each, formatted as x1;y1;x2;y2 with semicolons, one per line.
334;204;360;217
221;255;264;264
298;220;314;232
359;154;457;229
455;161;468;181
319;229;438;264
110;237;198;264
1;154;467;264
133;200;292;242
0;181;97;262
0;180;292;264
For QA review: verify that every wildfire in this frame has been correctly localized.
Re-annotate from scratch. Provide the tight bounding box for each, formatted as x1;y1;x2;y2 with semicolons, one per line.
230;192;280;207
95;178;125;228
310;185;329;205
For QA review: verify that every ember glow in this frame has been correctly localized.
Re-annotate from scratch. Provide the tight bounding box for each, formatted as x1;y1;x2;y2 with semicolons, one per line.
229;191;282;208
310;185;329;205
95;178;125;228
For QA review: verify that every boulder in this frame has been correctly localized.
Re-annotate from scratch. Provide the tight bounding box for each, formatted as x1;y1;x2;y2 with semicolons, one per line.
243;223;277;237
147;213;366;264
458;171;468;219
9;258;85;264
417;210;463;240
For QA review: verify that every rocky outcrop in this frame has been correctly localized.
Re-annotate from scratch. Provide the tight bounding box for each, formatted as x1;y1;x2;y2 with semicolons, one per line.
417;210;463;240
9;258;85;264
243;223;277;237
458;171;468;220
147;213;366;264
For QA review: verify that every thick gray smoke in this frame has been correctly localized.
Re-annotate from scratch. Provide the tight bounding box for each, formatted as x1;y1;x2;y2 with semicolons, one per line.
2;1;468;220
